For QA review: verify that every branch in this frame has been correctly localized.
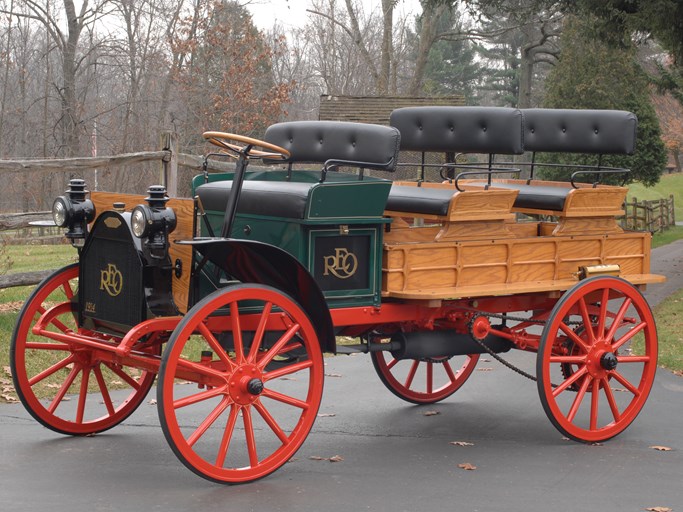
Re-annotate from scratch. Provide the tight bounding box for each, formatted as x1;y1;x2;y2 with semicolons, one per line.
306;8;379;83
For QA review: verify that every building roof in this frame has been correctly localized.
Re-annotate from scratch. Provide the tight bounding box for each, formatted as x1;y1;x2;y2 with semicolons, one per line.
318;95;466;125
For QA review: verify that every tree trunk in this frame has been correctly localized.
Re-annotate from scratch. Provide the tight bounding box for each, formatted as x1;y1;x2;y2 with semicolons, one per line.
408;3;448;96
378;0;393;95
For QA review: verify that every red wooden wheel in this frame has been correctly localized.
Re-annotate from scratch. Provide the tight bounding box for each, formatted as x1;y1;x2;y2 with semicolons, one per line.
537;276;657;442
371;351;479;405
157;284;324;484
10;264;156;435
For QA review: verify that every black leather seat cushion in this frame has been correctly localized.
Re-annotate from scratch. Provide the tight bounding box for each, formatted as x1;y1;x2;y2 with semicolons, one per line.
523;108;637;154
196;180;311;219
386;185;456;216
390;106;524;154
472;182;569;211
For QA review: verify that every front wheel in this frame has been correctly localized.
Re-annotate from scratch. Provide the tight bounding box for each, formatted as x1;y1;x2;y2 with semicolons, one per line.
10;264;156;435
158;284;324;484
537;276;657;442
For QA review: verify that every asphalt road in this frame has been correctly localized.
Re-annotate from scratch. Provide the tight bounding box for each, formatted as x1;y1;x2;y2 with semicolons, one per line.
1;240;682;512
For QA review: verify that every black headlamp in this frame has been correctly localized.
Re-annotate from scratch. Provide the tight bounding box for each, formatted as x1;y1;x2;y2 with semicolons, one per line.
52;179;96;246
131;186;176;256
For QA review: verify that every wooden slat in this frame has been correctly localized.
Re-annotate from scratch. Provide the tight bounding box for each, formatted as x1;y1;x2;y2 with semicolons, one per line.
91;192;195;313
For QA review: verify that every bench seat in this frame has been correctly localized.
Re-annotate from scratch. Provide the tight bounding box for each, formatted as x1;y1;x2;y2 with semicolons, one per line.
386;185;459;217
196;180;312;219
470;182;569;211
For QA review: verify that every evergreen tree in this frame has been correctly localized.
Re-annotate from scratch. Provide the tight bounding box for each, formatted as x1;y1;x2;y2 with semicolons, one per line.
541;15;666;186
421;12;484;103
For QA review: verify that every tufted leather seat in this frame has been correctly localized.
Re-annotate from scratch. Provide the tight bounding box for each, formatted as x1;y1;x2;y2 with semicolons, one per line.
390;106;524;154
196;121;401;219
263;120;400;171
523;108;637;155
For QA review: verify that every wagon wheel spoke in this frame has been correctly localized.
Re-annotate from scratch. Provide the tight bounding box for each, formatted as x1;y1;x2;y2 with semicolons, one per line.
93;365;116;417
27;353;76;387
578;297;596;345
257;322;301;370
47;364;81;415
602;377;621;422
253;400;289;444
215;405;240;467
173;386;227;410
76;367;91;424
24;342;71;351
242;406;259;467
187;397;231;447
567;375;592;423
103;362;141;390
611;321;646;351
604;298;632;342
263;359;313;381
230;302;245;364
197;322;235;371
247;301;272;363
261;388;310;409
552;366;588;398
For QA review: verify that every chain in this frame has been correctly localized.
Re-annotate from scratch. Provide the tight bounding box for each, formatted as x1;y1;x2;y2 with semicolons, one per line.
464;311;582;388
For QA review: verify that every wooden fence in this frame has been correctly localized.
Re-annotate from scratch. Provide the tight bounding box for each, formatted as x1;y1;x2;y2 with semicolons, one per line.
620;195;676;233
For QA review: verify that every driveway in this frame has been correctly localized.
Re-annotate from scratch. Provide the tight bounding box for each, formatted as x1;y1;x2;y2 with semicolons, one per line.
1;240;681;512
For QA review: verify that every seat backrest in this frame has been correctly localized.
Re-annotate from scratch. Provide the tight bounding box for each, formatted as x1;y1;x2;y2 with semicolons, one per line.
522;108;637;155
389;106;524;155
263;120;401;172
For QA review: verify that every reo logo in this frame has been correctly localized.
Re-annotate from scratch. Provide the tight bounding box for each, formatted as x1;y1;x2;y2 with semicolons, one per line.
323;248;358;279
100;263;123;297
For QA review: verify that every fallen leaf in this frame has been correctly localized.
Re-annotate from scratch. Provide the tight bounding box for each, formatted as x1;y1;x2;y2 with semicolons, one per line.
645;507;673;512
450;441;474;447
61;397;71;402
329;455;344;463
590;442;603;447
148;399;157;405
280;377;297;381
0;378;12;385
46;383;61;389
613;388;628;393
458;462;477;471
476;368;494;372
423;410;440;416
317;413;336;418
325;373;343;378
286;458;298;463
2;366;11;377
109;380;124;386
1;394;18;402
650;446;673;451
309;456;326;461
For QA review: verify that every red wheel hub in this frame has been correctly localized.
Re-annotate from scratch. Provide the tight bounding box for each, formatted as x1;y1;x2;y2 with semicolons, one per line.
227;364;264;405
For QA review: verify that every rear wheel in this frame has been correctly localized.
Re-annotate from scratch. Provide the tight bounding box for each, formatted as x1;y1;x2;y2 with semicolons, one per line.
371;351;479;405
537;276;657;442
10;264;156;435
158;284;324;484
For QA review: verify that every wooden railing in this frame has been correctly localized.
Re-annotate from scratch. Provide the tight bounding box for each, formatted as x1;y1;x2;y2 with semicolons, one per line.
620;195;676;233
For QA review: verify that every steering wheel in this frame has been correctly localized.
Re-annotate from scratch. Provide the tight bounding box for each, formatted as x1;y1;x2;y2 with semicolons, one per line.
203;131;290;161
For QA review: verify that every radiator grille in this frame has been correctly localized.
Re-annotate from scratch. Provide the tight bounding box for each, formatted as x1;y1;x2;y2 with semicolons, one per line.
80;220;144;328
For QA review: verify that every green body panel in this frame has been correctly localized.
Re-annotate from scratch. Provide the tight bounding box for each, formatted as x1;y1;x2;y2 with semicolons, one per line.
192;169;391;308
